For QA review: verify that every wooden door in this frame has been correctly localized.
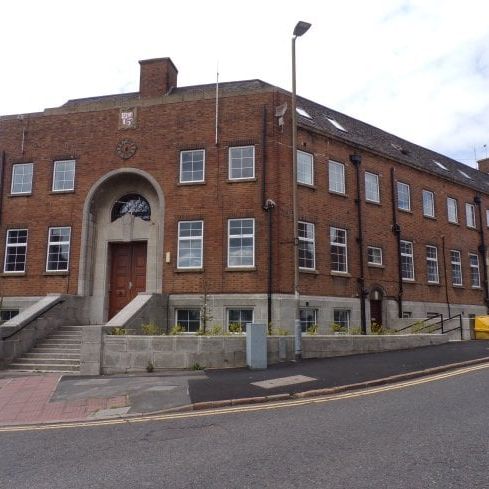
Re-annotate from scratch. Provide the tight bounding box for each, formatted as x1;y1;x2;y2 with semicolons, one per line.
370;299;383;327
109;242;147;319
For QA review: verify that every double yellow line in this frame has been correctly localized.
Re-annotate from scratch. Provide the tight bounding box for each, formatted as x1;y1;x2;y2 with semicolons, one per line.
1;362;488;433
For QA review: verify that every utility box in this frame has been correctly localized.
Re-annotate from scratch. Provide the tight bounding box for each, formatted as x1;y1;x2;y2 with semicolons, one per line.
246;323;267;369
474;316;489;339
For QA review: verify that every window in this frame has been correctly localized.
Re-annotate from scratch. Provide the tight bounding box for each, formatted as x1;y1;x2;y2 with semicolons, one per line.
180;149;205;183
111;194;151;221
422;190;435;217
229;146;255;180
330;227;348;273
469;253;481;288
11;163;33;194
328;161;345;194
402;311;412;319
397;182;411;211
458;169;472;179
426;246;439;283
177;221;203;269
400;240;414;281
365;172;380;203
296;107;312;119
299;308;317;333
298;221;315;270
327;118;347;132
297;151;313;185
46;227;71;272
52;160;75;192
4;229;28;273
486;209;489;227
450;250;462;286
433;160;449;171
465;203;476;228
228;218;254;267
333;309;350;329
367;246;383;266
447;197;458;223
228;309;253;333
176;309;201;333
0;310;19;322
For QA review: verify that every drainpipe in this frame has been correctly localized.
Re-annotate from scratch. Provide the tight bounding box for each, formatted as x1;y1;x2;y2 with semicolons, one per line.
0;151;4;225
390;168;403;318
441;235;451;318
474;194;489;312
350;154;367;335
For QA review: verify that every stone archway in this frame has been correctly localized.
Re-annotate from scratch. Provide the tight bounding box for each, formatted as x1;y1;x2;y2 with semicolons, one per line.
369;286;385;327
78;169;165;323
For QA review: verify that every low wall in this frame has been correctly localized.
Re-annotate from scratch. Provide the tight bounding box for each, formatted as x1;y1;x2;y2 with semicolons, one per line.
301;333;448;359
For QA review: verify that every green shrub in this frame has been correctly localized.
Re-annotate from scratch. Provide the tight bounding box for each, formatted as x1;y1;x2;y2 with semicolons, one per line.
141;321;162;335
228;322;243;334
271;327;290;336
109;327;126;335
306;324;318;335
169;324;184;335
331;323;346;333
192;362;204;371
146;361;154;373
349;326;362;335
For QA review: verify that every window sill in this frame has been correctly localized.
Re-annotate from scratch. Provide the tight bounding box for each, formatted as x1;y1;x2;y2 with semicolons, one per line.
466;226;477;231
365;200;381;206
402;279;416;283
367;263;384;269
226;178;257;184
297;182;316;190
177;181;206;187
43;271;69;276
423;215;437;220
452;284;464;289
299;268;319;275
427;282;441;286
225;267;256;272
448;221;460;226
1;272;26;277
398;208;412;214
175;268;204;273
331;271;351;277
471;286;482;290
8;193;32;198
328;191;348;198
49;190;75;195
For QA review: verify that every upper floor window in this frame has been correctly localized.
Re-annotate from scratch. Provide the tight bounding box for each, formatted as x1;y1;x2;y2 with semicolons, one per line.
229;146;255;180
228;218;254;268
297;151;313;185
450;250;462;286
465;203;476;228
426;245;439;284
422;190;435;218
367;246;383;266
447;197;458;223
11;163;33;194
4;229;28;273
46;227;71;272
397;181;411;211
469;253;481;288
111;194;151;221
177;221;203;269
52;160;75;192
330;227;348;273
365;172;380;203
180;149;205;183
298;221;315;270
400;240;414;281
328;160;345;194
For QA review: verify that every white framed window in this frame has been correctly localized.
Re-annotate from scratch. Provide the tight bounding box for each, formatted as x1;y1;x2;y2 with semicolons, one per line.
465;203;476;228
175;309;201;333
447;197;458;223
367;246;383;266
227;308;253;333
328;160;345;194
0;309;19;322
426;245;439;284
46;227;71;272
228;218;255;268
298;221;315;270
333;309;350;329
365;172;380;203
450;250;462;286
297;150;313;185
400;240;414;281
330;227;348;273
397;181;411;211
180;149;205;183
422;190;435;217
229;146;255;180
52;160;75;192
469;253;481;288
177;221;203;269
300;308;318;333
4;229;28;273
486;209;489;227
11;163;33;194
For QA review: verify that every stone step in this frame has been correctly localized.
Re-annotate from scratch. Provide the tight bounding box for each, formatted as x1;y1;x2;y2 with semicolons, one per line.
39;339;81;346
33;347;81;353
9;363;80;372
24;352;80;360
13;357;80;366
47;334;82;341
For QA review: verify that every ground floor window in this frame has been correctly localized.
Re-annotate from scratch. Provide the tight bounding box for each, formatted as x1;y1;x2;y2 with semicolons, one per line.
0;309;19;322
299;308;317;333
175;309;201;333
227;308;253;333
333;309;350;330
46;227;71;272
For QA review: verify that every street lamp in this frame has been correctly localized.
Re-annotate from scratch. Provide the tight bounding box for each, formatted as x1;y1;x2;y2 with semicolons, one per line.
292;20;311;359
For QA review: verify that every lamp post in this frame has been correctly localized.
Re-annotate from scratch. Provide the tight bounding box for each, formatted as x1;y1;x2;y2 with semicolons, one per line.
292;21;311;358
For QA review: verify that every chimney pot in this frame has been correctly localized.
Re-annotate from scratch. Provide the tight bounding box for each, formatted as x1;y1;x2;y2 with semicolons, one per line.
477;157;489;174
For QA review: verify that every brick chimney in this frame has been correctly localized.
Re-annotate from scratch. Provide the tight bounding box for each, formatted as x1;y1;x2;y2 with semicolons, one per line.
477;157;489;174
139;57;178;98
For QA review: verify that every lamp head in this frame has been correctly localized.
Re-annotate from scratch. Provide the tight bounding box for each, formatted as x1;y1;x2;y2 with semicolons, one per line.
293;21;311;37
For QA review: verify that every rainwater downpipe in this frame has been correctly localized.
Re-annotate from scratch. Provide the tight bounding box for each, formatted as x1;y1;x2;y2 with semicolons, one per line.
0;151;5;225
350;154;367;335
474;194;489;312
390;168;403;318
441;235;451;318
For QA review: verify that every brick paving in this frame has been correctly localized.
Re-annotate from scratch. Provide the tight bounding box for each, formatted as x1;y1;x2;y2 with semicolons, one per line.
0;374;128;426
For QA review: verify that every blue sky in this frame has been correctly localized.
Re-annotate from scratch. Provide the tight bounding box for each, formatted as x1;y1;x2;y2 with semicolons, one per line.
2;0;488;166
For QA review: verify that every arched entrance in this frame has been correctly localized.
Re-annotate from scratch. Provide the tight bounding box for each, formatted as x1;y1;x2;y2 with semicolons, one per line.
78;169;164;323
369;287;384;327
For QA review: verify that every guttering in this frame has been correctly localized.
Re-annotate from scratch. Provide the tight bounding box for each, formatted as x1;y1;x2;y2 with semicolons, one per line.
474;194;489;312
391;168;403;317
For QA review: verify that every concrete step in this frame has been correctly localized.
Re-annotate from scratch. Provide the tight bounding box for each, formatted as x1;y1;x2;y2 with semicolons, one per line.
9;363;80;372
24;352;80;360
39;339;81;346
47;334;82;341
33;347;81;353
13;357;80;366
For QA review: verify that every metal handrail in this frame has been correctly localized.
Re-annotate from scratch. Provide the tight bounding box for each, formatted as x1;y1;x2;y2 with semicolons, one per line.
396;313;444;333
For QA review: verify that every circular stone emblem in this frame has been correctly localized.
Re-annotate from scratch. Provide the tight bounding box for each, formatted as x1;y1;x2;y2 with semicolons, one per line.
115;139;137;160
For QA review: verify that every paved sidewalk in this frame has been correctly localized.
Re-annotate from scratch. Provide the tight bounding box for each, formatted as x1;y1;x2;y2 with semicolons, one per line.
0;340;488;427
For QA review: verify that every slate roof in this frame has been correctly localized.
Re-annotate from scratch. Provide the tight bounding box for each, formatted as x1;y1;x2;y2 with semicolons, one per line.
61;79;488;195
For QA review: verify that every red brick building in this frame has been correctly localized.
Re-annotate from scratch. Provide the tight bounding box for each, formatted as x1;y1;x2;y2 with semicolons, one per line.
1;57;488;332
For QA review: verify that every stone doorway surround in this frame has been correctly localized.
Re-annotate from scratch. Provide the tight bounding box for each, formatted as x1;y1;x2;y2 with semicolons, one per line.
78;168;165;324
